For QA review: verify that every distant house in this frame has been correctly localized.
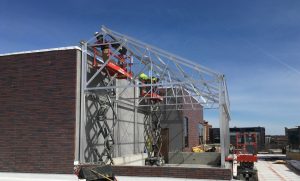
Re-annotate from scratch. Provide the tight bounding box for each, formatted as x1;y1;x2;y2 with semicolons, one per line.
200;121;212;144
265;135;288;150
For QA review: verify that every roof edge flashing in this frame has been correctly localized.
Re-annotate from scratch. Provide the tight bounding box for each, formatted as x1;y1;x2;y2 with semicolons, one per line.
0;46;82;57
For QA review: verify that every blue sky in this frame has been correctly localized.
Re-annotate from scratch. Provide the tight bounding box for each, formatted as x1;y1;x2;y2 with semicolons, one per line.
1;0;300;134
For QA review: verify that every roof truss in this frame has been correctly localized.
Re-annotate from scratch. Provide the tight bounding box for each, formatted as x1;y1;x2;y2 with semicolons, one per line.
81;26;230;111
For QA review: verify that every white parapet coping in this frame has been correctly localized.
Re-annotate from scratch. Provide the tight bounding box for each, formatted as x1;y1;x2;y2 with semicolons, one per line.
0;172;78;181
0;46;81;57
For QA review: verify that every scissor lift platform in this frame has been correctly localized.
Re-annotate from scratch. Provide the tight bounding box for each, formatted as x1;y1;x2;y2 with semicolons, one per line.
141;92;163;101
106;61;133;79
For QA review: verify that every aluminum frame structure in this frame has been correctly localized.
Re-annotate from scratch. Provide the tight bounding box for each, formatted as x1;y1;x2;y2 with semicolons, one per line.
80;26;230;167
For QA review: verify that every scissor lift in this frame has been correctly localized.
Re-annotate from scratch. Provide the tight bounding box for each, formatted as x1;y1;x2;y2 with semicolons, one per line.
142;93;164;166
232;133;258;181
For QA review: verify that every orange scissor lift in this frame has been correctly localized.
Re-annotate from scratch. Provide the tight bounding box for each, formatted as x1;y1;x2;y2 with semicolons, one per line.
92;44;163;102
140;82;163;102
232;132;258;180
92;47;133;79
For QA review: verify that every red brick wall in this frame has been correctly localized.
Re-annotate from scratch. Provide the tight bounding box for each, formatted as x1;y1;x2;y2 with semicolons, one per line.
0;49;78;173
112;166;231;180
182;104;203;152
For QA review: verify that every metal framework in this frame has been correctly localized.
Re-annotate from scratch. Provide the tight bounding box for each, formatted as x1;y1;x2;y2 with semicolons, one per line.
80;26;230;167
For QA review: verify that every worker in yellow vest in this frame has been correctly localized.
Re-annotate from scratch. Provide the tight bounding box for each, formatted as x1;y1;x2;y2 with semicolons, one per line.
139;73;160;95
139;73;149;95
139;73;149;82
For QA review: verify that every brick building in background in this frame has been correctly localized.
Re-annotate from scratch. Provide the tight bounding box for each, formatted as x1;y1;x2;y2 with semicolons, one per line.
210;126;265;153
199;121;212;144
265;135;288;150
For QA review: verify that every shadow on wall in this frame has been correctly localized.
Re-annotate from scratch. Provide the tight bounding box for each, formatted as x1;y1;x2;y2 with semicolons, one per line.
84;94;114;164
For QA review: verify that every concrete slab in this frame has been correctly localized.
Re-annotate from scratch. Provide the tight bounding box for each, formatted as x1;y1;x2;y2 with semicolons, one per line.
256;160;300;181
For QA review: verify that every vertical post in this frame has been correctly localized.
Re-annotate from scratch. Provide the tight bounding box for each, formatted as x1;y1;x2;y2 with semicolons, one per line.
74;48;82;164
79;42;87;163
114;101;118;157
115;80;119;157
150;50;153;97
225;112;230;157
219;75;225;167
133;81;137;154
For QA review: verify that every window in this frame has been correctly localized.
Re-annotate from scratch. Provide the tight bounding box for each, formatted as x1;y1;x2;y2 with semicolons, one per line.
198;123;204;144
183;117;189;147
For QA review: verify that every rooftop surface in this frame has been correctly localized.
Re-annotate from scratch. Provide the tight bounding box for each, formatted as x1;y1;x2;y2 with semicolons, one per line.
1;160;300;180
257;160;300;180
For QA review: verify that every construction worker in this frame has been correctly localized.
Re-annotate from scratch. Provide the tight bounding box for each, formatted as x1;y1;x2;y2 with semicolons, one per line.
144;137;153;154
95;33;129;69
139;73;149;82
108;34;128;68
95;33;110;62
150;77;159;93
139;73;159;83
109;34;128;57
139;73;160;95
139;73;149;95
150;77;159;84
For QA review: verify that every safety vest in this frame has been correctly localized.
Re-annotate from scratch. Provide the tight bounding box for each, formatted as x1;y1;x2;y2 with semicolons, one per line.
152;77;158;82
139;73;148;80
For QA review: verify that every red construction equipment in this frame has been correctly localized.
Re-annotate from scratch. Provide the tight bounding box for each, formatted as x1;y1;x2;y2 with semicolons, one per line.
141;91;163;101
92;39;163;102
106;61;133;79
139;79;163;102
232;132;258;180
92;47;133;79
